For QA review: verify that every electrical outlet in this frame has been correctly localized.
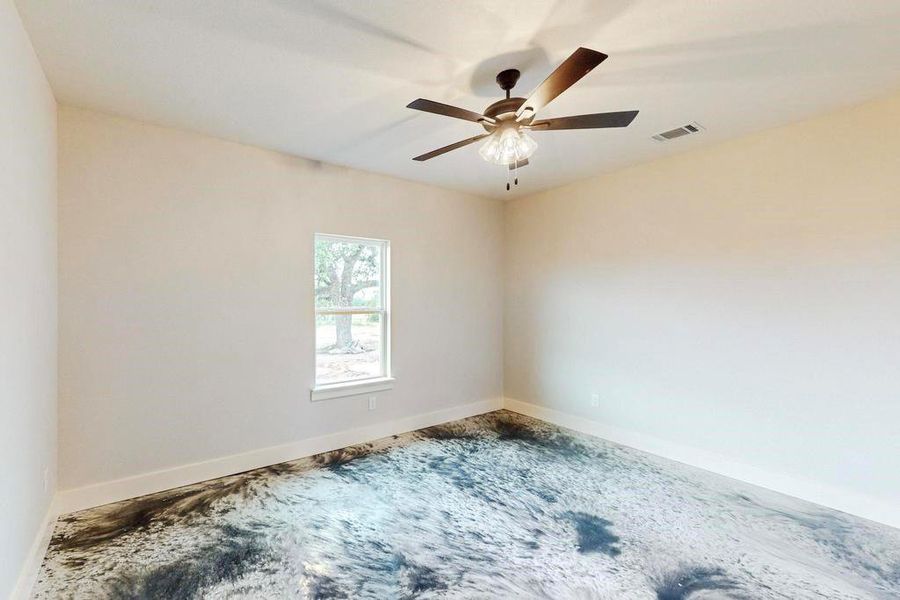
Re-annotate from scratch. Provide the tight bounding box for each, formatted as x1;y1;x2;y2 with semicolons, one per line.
368;396;377;411
590;393;600;408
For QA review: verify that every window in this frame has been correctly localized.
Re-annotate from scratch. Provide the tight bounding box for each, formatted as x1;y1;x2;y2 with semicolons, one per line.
314;234;390;391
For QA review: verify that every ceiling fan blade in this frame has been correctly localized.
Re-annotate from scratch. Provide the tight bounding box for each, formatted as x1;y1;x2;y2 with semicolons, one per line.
516;47;608;119
508;158;529;170
412;133;490;161
407;98;494;125
530;110;638;130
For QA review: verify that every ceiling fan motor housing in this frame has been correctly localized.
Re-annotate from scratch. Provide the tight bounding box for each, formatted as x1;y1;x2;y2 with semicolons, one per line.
482;97;529;131
482;69;533;131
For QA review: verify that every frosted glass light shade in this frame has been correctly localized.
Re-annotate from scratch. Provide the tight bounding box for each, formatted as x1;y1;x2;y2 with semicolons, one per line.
478;128;537;165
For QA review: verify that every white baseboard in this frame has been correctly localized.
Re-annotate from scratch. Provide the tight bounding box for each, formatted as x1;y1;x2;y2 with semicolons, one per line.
10;502;57;600
55;397;503;515
503;397;900;530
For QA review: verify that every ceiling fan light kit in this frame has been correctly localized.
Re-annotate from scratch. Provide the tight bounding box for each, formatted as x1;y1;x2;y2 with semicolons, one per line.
407;47;639;191
478;127;538;166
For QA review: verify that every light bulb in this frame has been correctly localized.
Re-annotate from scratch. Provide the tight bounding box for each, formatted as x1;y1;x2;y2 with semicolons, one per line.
478;133;501;164
515;131;537;161
479;127;537;166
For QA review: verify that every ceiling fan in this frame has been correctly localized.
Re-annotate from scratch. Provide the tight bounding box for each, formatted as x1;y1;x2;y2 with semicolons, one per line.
406;47;639;190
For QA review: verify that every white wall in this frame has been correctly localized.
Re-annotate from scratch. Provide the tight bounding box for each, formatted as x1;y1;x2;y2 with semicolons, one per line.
53;83;900;529
0;0;58;597
58;106;503;490
505;92;900;525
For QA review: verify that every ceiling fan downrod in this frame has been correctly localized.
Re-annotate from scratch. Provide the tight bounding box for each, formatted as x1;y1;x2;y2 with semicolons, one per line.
496;68;520;100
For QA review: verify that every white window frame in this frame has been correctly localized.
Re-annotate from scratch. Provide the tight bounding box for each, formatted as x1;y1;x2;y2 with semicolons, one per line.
311;233;392;401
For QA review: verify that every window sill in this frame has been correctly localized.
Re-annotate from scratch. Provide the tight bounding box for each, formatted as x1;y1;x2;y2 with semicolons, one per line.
310;377;395;402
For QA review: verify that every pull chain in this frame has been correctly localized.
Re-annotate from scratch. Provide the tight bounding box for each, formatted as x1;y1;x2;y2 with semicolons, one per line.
514;147;520;186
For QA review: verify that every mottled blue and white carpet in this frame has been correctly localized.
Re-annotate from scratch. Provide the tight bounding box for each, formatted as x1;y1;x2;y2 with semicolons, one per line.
35;410;900;599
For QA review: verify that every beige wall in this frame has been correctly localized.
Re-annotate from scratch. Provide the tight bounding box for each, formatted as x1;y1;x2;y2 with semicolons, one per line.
58;106;503;490
55;87;900;526
505;92;900;523
0;0;57;597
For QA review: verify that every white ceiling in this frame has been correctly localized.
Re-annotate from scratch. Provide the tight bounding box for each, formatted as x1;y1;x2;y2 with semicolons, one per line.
16;0;900;199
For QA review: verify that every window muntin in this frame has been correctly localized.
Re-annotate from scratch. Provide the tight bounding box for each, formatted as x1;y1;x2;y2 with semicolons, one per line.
314;234;389;386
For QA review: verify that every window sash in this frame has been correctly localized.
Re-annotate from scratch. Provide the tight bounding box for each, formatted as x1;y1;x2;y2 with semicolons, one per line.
314;234;386;311
315;312;387;383
315;308;385;316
